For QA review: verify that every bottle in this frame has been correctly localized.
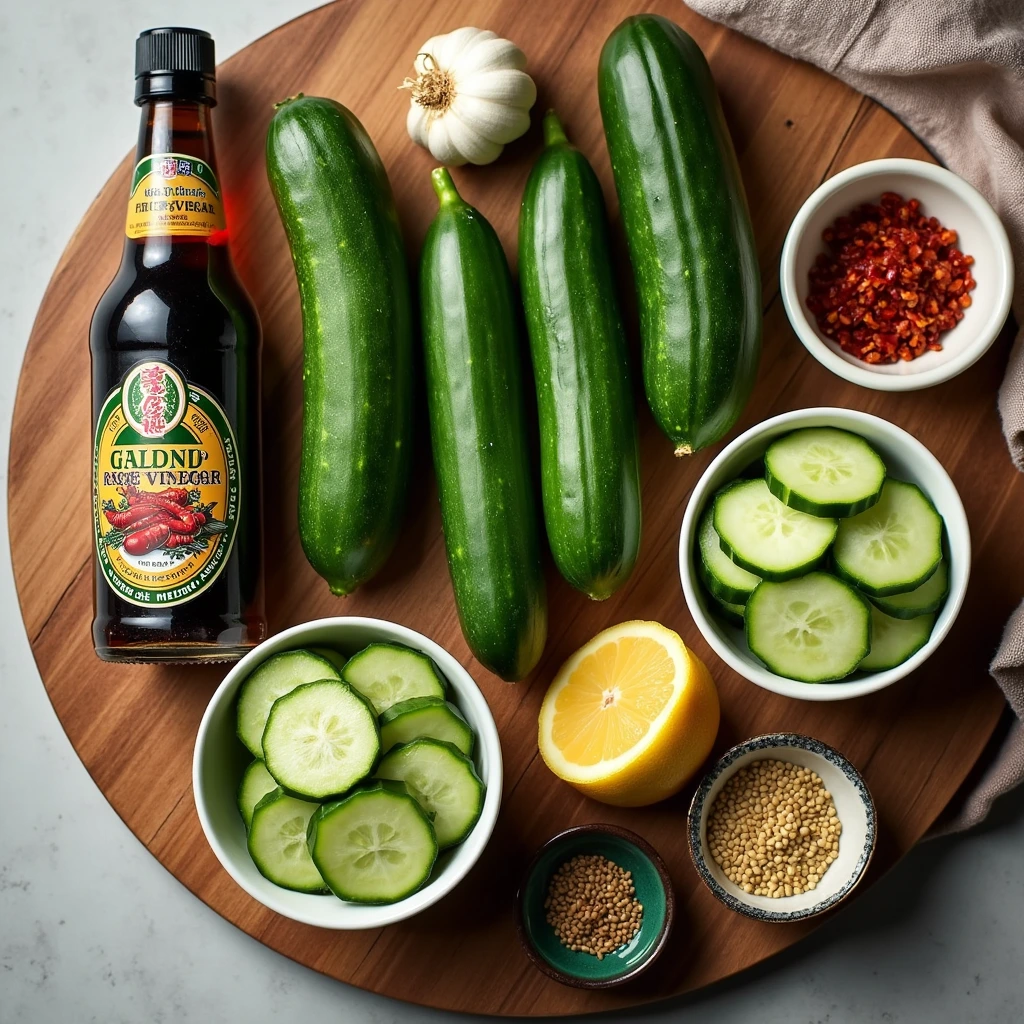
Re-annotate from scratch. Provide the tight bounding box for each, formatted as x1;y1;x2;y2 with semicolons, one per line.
90;27;266;662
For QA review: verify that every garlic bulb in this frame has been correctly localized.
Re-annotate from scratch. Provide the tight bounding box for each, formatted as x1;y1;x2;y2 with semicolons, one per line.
403;27;537;166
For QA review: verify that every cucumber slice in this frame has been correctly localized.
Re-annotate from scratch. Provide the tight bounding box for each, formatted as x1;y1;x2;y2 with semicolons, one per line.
698;501;760;603
310;646;349;672
308;780;438;904
375;738;485;849
765;427;885;518
237;759;278;830
248;788;327;893
745;572;871;683
714;595;746;627
714;478;838;581
342;643;446;715
379;696;474;756
833;479;943;597
236;649;341;758
262;681;380;799
860;607;936;671
870;559;950;619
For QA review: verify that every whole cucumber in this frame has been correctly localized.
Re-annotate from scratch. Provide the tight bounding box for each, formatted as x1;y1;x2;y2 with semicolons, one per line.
599;15;761;456
519;111;641;600
420;168;547;681
267;95;412;595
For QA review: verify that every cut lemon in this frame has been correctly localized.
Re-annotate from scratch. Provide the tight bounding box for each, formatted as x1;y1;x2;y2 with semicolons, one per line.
538;620;719;807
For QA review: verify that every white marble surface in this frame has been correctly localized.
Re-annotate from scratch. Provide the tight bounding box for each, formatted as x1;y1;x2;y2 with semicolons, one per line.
2;3;1023;1022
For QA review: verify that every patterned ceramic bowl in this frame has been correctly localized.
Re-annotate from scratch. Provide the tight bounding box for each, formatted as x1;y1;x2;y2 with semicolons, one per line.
688;734;876;922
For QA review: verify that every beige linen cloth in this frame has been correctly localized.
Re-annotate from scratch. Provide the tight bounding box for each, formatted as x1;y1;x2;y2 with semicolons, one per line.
683;0;1024;830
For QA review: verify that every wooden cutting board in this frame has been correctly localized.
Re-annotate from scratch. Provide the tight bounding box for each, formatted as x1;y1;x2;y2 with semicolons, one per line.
10;0;1017;1015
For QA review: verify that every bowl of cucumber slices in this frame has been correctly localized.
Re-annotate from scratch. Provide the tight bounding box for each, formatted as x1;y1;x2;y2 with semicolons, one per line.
193;617;502;928
679;408;970;700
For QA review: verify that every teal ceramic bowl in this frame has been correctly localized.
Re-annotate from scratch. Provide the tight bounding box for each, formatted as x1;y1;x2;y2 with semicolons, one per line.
514;824;675;988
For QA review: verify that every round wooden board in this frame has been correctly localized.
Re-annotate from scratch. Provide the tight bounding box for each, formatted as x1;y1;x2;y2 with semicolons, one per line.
10;0;1018;1015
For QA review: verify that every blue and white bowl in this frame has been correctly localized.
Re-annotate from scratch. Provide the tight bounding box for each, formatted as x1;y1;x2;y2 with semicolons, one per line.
688;734;876;922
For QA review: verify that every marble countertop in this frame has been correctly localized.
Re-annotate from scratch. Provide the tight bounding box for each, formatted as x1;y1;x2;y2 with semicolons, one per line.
2;2;1022;1021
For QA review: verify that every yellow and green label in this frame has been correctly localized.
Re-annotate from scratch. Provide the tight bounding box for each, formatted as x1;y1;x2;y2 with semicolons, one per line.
125;152;225;238
93;360;240;607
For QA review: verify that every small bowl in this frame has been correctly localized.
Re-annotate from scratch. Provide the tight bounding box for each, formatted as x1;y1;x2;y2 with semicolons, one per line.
193;616;502;929
678;407;970;701
514;825;675;988
688;734;876;922
781;158;1013;391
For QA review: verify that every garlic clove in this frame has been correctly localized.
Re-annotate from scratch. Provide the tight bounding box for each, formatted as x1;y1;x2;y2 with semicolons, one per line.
453;36;527;76
441;110;505;165
455;68;537;108
416;27;492;75
450;95;531;145
426;117;469;166
406;102;430;149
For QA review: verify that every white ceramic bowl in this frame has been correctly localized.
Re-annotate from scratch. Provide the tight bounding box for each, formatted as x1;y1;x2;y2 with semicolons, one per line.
193;617;502;929
678;407;970;701
781;158;1012;391
688;734;876;922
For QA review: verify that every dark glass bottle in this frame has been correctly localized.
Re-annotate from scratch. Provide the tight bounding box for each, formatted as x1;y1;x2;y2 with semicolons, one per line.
90;27;265;662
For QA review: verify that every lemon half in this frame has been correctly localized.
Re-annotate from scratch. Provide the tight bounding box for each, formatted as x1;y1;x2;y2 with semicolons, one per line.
538;620;720;807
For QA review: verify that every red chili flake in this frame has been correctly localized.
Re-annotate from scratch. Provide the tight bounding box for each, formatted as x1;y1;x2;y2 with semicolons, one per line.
806;192;975;364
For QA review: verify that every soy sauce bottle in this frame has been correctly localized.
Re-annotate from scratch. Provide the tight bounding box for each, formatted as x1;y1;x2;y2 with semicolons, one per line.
90;27;265;662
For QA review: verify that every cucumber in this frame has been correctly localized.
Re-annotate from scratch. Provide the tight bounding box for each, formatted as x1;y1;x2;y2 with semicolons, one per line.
745;572;871;683
859;606;936;672
375;738;485;849
714;478;837;581
236;649;341;758
833;480;943;597
248;788;327;893
262;681;379;799
267;95;412;597
310;647;348;673
711;594;746;627
765;428;886;518
420;167;547;680
698;498;760;603
341;643;445;715
237;759;278;830
598;15;761;456
870;559;949;619
379;696;474;756
518;111;641;600
307;780;437;904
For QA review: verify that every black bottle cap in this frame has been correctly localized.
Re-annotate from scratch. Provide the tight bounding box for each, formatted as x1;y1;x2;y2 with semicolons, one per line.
135;27;216;106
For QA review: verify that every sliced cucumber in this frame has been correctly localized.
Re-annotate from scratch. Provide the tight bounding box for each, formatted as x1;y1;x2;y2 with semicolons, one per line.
713;595;746;627
375;738;485;849
870;559;949;619
833;479;943;597
342;643;446;715
745;572;871;683
765;427;885;518
237;759;278;830
310;646;349;673
698;500;760;603
379;696;474;756
860;607;936;671
236;650;341;758
248;788;327;893
262;681;379;799
714;478;837;581
308;779;437;904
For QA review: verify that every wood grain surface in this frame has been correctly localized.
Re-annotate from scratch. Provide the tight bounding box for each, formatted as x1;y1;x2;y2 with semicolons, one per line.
9;0;1017;1015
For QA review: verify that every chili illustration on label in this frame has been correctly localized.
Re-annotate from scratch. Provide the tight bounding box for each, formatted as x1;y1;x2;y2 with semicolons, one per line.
93;360;240;607
125;152;226;239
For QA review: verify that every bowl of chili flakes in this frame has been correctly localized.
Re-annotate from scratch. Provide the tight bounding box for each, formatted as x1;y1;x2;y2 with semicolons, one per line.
781;158;1012;391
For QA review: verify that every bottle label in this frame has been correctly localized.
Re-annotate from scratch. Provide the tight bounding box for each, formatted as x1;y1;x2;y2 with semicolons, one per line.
124;152;226;239
93;360;240;608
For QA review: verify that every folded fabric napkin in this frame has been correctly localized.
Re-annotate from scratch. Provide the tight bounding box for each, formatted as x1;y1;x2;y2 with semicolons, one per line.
684;0;1024;830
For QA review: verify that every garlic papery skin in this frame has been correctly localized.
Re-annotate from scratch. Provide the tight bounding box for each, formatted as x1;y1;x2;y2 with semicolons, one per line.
403;27;537;166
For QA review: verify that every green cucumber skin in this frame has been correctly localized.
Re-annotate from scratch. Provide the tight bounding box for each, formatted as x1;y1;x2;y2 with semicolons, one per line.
266;95;412;596
598;16;761;456
420;170;547;681
519;113;642;600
